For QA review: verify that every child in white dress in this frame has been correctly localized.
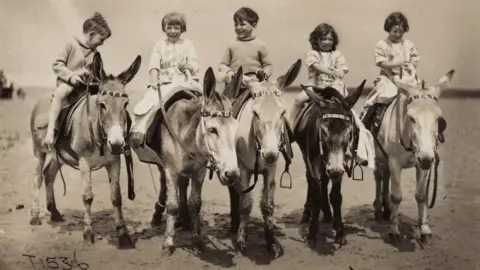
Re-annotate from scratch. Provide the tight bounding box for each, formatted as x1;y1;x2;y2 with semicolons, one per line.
130;12;202;152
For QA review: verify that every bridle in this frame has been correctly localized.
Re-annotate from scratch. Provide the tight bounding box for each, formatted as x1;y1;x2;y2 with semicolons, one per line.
86;83;130;156
306;109;360;181
242;88;293;193
396;91;441;209
198;106;235;182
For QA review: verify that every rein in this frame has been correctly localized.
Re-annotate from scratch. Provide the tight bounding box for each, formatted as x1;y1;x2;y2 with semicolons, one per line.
242;89;293;194
55;80;136;201
156;70;234;180
305;111;361;181
395;92;440;209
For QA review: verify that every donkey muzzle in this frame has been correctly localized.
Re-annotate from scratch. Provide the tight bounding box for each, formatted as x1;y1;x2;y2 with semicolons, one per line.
261;150;280;165
417;156;434;170
326;166;345;181
218;168;240;186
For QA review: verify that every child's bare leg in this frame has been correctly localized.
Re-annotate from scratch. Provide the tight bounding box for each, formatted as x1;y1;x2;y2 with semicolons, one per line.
44;83;73;150
288;90;310;128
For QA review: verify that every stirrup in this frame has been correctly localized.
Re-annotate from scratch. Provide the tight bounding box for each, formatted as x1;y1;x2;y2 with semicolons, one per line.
280;170;292;189
352;163;364;181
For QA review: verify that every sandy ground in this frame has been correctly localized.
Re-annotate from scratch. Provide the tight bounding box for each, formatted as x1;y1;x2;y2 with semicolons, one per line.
0;88;479;270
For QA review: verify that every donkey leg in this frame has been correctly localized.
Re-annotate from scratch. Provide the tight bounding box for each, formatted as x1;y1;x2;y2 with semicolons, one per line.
388;158;403;244
44;156;63;222
415;166;432;244
162;168;179;255
301;172;313;223
307;183;322;249
79;157;95;244
30;151;46;225
228;185;240;234
381;165;392;221
106;158;133;248
177;176;191;230
151;166;167;226
235;165;253;254
330;181;346;245
373;159;391;221
261;167;283;259
321;175;332;223
189;169;206;254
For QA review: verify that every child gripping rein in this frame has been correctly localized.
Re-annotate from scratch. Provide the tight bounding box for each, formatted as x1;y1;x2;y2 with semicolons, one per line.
43;12;111;151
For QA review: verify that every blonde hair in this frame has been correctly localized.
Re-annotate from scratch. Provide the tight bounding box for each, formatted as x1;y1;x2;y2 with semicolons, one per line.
162;12;187;32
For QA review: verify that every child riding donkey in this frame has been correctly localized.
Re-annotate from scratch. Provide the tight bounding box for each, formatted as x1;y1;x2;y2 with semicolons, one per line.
43;12;112;150
359;12;447;141
129;12;202;163
289;23;375;170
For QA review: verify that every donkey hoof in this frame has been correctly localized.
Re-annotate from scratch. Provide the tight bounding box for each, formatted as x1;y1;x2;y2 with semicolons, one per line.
374;210;383;222
50;211;64;222
323;214;333;223
234;240;247;255
306;237;317;250
420;234;432;245
335;234;347;246
267;240;284;259
388;232;401;245
382;209;391;221
83;231;95;245
118;232;134;249
150;215;163;227
192;240;205;256
162;245;175;256
29;216;42;226
300;212;311;224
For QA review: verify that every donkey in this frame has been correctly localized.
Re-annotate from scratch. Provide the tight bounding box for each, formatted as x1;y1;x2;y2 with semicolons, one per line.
29;52;141;247
148;67;242;255
372;70;454;245
294;81;366;246
226;60;301;258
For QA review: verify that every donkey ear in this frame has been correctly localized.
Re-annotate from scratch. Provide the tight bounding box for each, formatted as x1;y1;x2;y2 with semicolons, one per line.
433;69;455;96
203;67;216;100
276;59;302;90
92;52;107;82
117;55;142;85
344;79;366;110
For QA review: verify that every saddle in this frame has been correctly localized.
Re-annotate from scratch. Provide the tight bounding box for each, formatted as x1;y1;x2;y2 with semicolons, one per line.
56;82;100;143
144;89;201;153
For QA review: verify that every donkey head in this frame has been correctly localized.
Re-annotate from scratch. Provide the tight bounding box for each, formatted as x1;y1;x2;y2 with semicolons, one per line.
301;80;366;181
246;60;301;165
91;52;141;155
200;67;240;186
402;70;454;169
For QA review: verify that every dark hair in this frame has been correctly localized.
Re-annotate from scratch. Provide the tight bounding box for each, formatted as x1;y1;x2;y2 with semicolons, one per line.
162;12;187;32
309;23;339;52
233;7;259;26
384;12;409;32
83;12;111;38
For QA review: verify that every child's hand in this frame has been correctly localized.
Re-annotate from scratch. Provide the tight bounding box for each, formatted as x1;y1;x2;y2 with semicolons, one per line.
178;63;187;73
331;70;344;79
69;75;83;86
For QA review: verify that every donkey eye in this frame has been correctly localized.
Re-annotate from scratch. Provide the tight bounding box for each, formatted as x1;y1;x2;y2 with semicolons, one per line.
208;127;218;135
409;116;416;123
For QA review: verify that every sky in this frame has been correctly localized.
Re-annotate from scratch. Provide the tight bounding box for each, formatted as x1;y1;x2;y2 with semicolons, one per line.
0;0;478;90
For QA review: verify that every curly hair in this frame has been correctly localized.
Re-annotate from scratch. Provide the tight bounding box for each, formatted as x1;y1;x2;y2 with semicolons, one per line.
83;12;111;38
233;7;259;26
162;12;187;32
309;23;339;52
384;12;409;32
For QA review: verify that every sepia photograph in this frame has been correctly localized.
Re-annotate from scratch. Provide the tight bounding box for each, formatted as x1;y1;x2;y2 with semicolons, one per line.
0;0;479;269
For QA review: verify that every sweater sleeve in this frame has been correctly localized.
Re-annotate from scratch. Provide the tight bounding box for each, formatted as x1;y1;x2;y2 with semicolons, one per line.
52;40;75;82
